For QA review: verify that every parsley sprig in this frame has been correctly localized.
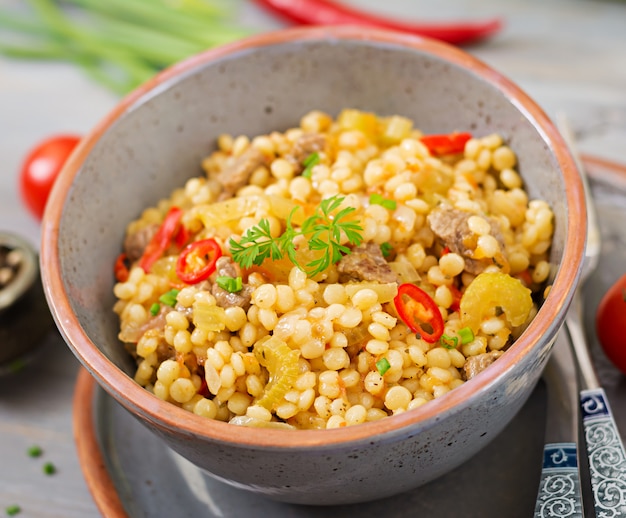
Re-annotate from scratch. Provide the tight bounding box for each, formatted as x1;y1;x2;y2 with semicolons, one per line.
229;195;364;277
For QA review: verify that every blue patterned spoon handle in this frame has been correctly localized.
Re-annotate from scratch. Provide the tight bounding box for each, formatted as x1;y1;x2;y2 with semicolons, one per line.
581;388;626;517
533;442;583;517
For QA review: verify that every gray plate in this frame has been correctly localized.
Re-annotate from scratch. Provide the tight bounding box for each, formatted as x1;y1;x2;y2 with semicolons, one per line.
75;155;626;518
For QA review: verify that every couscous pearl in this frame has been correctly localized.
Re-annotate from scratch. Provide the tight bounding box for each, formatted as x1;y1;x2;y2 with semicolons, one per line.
156;360;180;386
385;386;412;411
169;378;196;403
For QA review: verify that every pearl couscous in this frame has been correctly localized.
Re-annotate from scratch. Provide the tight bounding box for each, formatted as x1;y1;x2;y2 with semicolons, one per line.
113;109;554;430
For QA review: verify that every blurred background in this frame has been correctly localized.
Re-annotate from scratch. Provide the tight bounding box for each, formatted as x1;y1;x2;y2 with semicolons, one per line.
2;0;626;244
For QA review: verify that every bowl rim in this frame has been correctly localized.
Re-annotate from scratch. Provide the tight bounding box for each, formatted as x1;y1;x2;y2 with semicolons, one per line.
41;25;586;448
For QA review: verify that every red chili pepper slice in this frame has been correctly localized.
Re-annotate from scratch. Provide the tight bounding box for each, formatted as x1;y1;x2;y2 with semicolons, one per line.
197;377;211;398
138;207;183;273
174;222;191;248
516;268;533;288
448;283;463;313
420;132;472;156
393;283;444;343
176;238;223;284
252;0;502;46
114;252;130;282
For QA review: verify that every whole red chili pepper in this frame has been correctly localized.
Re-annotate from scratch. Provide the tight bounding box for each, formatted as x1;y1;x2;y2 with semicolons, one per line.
138;206;183;273
393;283;444;343
176;238;223;284
253;0;502;46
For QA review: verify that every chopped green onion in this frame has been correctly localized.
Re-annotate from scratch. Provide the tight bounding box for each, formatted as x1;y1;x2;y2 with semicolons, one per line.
159;289;179;307
458;326;474;345
0;0;253;93
27;445;42;458
6;505;21;516
440;334;459;349
8;358;26;374
43;462;56;475
376;357;391;376
380;242;393;258
216;275;243;293
301;152;320;179
303;151;320;167
0;0;251;94
369;193;397;210
149;302;160;316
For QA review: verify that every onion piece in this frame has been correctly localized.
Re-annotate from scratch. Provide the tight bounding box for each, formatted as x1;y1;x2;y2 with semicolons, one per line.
389;260;421;284
193;194;305;229
193;300;225;332
343;323;370;348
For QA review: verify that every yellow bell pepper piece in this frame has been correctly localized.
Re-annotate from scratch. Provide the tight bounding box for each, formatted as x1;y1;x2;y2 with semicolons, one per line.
460;272;533;333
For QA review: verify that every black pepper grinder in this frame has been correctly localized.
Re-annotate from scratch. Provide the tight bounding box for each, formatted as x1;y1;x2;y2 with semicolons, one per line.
0;231;55;373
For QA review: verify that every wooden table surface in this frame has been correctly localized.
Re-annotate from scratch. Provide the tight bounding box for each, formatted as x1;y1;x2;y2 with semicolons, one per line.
1;0;625;516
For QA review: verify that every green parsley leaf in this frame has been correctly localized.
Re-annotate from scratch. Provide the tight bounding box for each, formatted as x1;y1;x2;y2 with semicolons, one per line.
369;193;397;210
230;194;364;278
43;462;56;475
229;218;282;269
216;276;243;293
6;505;21;516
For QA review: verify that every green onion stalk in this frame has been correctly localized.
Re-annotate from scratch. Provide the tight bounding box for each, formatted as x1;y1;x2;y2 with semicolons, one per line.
0;0;253;94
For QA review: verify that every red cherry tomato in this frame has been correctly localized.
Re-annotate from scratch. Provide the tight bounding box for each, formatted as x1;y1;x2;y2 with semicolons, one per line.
19;135;82;220
595;273;626;374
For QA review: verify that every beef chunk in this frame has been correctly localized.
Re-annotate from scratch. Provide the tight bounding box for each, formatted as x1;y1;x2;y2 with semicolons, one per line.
286;133;327;173
427;207;505;275
217;147;266;199
123;223;159;262
215;255;239;279
463;350;503;380
337;242;397;283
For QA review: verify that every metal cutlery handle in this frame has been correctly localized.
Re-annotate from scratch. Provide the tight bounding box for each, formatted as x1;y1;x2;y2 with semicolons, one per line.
534;442;583;518
534;332;584;517
566;296;599;391
580;388;626;516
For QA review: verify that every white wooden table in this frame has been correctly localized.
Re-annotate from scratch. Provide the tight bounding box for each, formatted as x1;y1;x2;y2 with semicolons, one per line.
1;0;625;516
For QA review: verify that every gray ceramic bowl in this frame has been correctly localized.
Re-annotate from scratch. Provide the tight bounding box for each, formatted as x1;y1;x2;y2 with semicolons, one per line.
41;26;585;506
